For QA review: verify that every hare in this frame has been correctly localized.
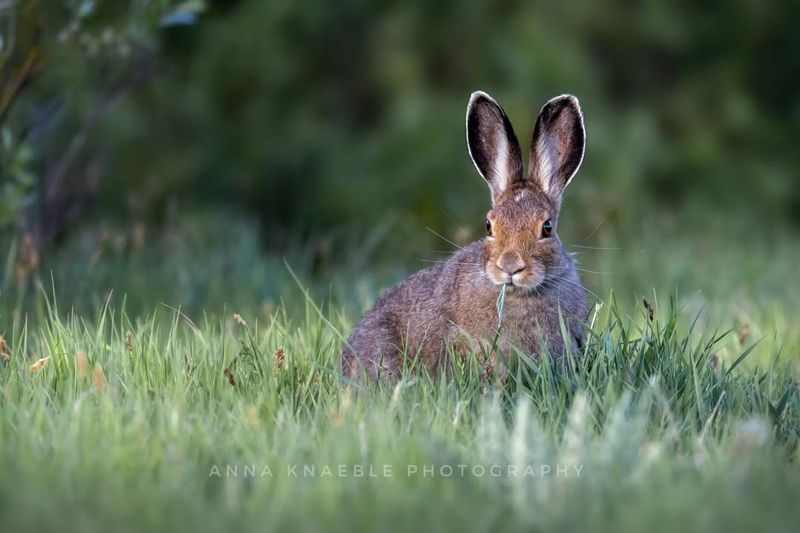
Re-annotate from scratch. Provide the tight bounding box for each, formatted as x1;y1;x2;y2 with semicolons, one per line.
342;91;588;379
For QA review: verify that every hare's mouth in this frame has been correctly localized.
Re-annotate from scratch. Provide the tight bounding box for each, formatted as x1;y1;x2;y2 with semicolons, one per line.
485;258;547;292
487;269;543;291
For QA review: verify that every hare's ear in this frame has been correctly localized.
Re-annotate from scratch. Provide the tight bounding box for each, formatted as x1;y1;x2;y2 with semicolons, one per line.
528;95;585;203
466;91;524;202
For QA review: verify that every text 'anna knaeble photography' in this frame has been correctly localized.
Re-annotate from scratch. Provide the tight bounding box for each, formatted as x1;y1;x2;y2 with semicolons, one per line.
209;462;584;479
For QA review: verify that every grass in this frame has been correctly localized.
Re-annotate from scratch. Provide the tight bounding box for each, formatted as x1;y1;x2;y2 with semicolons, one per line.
0;212;799;532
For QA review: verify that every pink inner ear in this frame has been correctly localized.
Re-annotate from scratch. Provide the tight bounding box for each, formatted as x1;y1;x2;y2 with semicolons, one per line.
558;133;568;156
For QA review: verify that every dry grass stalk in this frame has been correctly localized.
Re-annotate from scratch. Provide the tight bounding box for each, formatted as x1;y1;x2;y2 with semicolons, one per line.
29;356;50;372
93;363;106;394
75;352;89;378
0;336;9;363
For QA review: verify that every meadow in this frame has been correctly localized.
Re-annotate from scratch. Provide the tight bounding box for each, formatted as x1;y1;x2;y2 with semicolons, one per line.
0;212;798;532
2;2;798;531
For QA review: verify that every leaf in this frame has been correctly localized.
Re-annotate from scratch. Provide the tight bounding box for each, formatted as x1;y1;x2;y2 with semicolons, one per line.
725;338;762;377
772;385;795;420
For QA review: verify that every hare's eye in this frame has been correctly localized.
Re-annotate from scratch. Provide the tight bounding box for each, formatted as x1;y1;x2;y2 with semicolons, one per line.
485;219;493;237
541;219;553;238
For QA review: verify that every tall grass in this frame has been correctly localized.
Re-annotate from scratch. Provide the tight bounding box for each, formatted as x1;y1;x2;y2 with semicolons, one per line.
0;285;797;532
0;215;799;531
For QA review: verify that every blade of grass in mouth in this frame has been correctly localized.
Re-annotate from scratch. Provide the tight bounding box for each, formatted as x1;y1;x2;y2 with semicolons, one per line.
496;284;506;328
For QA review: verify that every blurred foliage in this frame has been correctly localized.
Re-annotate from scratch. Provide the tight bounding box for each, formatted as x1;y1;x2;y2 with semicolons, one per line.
1;0;799;250
0;125;34;225
0;0;203;236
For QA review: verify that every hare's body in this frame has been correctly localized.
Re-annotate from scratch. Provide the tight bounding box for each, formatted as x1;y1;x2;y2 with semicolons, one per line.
342;241;586;378
343;91;590;379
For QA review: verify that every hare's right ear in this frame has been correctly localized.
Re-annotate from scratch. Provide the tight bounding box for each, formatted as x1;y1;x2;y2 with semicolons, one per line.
527;95;585;204
466;91;524;202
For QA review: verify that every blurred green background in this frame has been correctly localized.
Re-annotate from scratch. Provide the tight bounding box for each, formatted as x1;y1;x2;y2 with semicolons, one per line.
1;0;799;339
3;6;800;531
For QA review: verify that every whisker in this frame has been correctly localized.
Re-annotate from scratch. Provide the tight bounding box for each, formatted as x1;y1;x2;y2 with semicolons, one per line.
549;283;604;307
581;217;605;242
575;268;612;275
537;279;599;310
543;274;605;304
425;227;466;251
568;244;622;250
415;258;481;267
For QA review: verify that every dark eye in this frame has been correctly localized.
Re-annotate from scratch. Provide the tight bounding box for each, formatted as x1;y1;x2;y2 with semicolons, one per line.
485;218;492;237
541;219;553;238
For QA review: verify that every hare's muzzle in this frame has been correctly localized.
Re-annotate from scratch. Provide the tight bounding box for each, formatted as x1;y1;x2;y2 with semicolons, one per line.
496;251;526;281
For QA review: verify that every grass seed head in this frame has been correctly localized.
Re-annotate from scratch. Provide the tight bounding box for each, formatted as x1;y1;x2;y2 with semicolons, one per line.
92;363;106;394
29;356;50;372
274;347;285;370
738;322;750;345
75;352;88;378
14;234;39;285
125;331;133;353
232;313;247;326
224;368;236;386
642;298;654;321
0;336;9;363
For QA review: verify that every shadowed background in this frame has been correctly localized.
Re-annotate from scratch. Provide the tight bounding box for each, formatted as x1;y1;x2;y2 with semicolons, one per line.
1;1;799;359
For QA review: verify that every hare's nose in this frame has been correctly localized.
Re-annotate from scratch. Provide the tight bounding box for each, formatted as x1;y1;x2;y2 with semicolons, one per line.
497;251;526;275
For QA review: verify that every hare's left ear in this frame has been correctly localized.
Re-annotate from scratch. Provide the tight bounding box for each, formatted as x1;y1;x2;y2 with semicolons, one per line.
528;95;585;203
466;91;524;202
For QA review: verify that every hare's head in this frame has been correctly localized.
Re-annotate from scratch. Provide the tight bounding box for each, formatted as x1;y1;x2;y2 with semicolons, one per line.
466;91;585;291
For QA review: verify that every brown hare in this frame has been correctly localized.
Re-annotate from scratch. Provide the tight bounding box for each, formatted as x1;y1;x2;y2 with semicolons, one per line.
342;91;588;379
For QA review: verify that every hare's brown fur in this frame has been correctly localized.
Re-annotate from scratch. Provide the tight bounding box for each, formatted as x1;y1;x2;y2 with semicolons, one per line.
342;91;589;379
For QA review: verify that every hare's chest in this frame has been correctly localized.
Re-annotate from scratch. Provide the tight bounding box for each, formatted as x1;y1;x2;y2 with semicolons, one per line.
444;295;556;376
497;297;558;345
451;293;553;347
